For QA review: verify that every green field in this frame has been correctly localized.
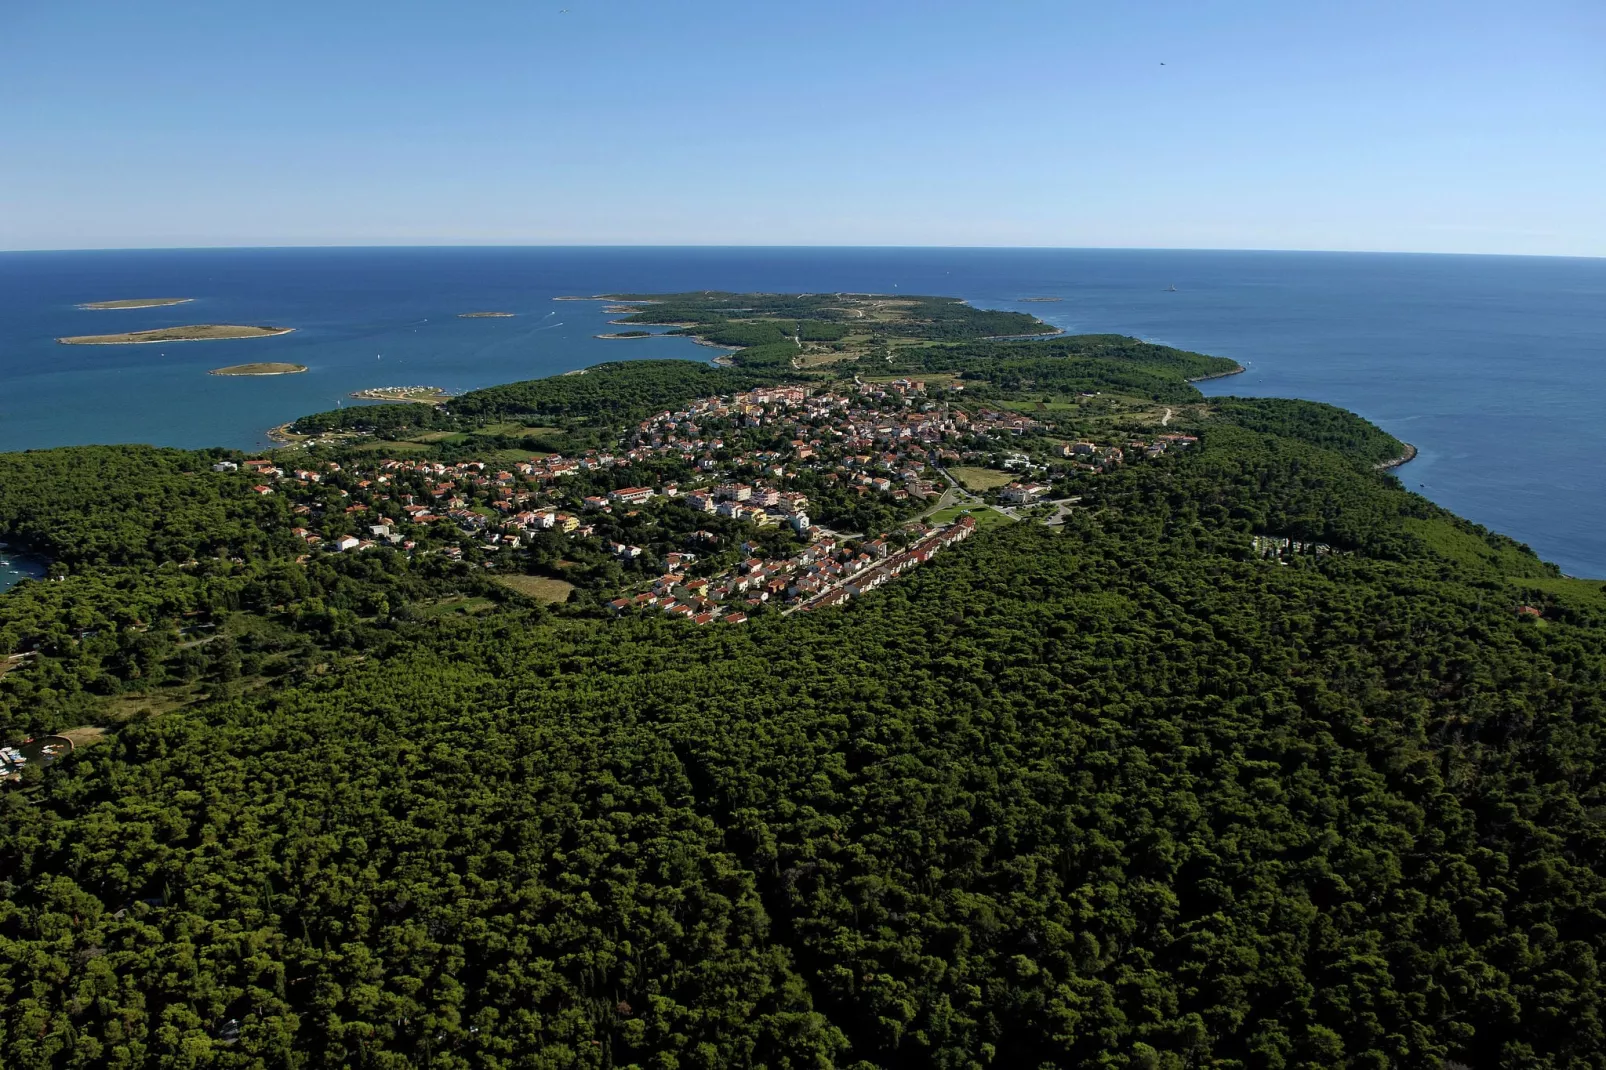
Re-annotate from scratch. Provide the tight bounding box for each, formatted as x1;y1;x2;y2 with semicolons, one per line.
995;397;1083;414
414;595;496;619
350;439;437;455
949;466;1014;491
495;574;577;603
928;504;1013;529
1510;575;1606;612
469;422;566;439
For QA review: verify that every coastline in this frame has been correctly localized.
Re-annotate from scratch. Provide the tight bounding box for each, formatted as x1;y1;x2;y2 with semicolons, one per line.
1186;365;1246;383
981;328;1066;341
349;387;452;404
1376;442;1419;471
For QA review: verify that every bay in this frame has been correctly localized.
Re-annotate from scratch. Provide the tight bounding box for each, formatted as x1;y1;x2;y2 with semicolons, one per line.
1;247;1601;576
0;547;47;595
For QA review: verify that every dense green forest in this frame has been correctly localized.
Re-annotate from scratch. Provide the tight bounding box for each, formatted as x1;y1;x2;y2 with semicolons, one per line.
292;362;785;438
604;291;1055;368
605;292;1050;343
2;298;1604;1069
1204;398;1409;468
891;336;1244;405
0;447;309;569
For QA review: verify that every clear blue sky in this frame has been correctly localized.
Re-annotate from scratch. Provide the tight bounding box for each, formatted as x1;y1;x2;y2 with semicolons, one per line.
3;0;1601;254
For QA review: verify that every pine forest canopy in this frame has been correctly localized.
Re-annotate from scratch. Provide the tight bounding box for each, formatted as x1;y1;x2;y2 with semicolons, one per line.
1;294;1604;1069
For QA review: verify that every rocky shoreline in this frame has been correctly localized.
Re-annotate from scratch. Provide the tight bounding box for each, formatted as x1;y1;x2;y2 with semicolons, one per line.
1376;442;1419;471
1186;365;1247;383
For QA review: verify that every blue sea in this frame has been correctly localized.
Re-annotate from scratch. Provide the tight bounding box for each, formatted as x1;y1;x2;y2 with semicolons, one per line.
0;547;47;595
1;247;1602;577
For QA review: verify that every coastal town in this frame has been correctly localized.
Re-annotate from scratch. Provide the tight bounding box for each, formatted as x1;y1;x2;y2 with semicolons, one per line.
240;377;1197;621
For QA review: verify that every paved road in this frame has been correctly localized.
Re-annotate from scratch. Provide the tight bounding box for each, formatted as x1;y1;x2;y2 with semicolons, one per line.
935;465;1083;526
1040;497;1083;527
933;465;1024;520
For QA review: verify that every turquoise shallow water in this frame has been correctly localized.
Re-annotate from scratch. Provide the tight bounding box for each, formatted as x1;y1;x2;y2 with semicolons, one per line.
1;247;1602;576
0;549;47;594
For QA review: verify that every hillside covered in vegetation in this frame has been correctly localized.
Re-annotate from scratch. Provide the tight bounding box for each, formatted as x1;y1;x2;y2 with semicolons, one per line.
2;295;1603;1069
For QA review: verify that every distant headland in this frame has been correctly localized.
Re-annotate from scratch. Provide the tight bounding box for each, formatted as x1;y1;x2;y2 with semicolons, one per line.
76;297;193;310
1185;366;1246;383
350;386;452;404
209;363;307;376
458;311;515;318
57;325;295;345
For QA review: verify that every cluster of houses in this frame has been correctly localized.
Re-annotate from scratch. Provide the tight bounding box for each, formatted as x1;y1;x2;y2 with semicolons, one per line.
621;380;1049;506
1050;432;1197;467
1251;534;1335;561
609;514;977;623
1000;481;1056;505
230;378;1194;615
1138;433;1200;459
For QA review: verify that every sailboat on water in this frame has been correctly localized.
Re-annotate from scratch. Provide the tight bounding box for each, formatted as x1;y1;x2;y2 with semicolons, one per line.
1165;284;1178;292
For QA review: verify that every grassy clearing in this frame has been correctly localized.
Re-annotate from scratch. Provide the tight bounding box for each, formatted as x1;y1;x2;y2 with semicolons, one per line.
797;350;856;368
470;423;566;440
1510;576;1606;612
59;726;109;747
862;371;963;388
351;439;437;455
101;685;206;721
929;504;1014;529
496;575;577;603
996;398;1083;414
475;448;555;465
950;466;1015;492
415;595;497;619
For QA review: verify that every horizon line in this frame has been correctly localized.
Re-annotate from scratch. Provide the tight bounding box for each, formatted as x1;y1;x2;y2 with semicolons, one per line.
2;242;1602;261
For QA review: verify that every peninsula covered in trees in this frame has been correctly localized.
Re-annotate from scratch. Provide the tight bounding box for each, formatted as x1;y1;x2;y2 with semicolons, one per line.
2;293;1603;1069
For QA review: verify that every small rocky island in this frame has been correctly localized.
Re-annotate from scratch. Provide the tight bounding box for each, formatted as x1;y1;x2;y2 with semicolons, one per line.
596;330;653;339
77;297;194;310
58;324;295;345
209;363;307;376
459;311;515;318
